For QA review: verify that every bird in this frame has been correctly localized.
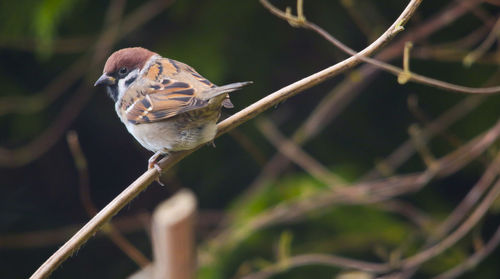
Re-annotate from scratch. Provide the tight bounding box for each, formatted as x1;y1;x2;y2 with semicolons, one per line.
94;47;251;175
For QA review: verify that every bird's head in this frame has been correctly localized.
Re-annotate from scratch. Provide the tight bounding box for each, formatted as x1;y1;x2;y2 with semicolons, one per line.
94;47;156;102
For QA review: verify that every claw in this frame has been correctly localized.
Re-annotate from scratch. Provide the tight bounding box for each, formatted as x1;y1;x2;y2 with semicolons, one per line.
148;151;164;169
148;151;166;186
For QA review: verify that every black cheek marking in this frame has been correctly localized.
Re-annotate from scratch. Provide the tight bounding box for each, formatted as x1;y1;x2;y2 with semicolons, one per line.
162;79;171;85
150;85;161;90
125;76;137;87
141;98;152;108
141;115;150;122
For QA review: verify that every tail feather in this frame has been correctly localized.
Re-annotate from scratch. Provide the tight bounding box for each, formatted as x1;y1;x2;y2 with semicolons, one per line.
201;81;253;101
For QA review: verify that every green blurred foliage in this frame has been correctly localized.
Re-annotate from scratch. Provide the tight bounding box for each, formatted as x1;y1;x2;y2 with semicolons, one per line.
33;0;79;57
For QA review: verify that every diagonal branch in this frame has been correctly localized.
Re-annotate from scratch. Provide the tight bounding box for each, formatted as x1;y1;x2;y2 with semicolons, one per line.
256;117;344;186
205;118;500;261
238;0;490;209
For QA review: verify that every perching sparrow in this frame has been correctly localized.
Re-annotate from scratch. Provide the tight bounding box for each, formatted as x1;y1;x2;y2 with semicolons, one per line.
94;47;251;172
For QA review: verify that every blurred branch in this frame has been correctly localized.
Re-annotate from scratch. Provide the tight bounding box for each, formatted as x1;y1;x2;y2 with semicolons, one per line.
484;0;500;4
263;0;500;93
408;124;438;169
0;36;93;53
66;130;151;268
432;224;500;279
239;0;489;208
340;0;388;41
241;253;390;279
0;0;126;116
310;21;500;93
470;5;497;24
376;200;433;231
0;210;223;249
413;49;500;64
397;150;500;277
66;131;97;215
463;17;500;67
28;1;423;278
401;176;500;269
206;118;500;260
0;213;150;249
237;133;500;278
0;55;89;116
406;95;464;150
228;129;268;166
412;17;497;63
362;92;491;180
430;150;500;243
256;117;344;186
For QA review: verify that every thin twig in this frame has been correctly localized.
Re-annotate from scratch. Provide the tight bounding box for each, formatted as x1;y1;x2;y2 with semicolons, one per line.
240;253;391;279
66;131;151;268
228;129;268;166
401;176;500;269
256;118;344;186
262;0;500;93
463;17;500;67
205;119;500;261
0;213;150;249
432;225;500;279
239;0;488;208
305;21;500;94
0;36;93;53
376;200;433;231
430;151;500;243
412;17;497;62
235;134;500;279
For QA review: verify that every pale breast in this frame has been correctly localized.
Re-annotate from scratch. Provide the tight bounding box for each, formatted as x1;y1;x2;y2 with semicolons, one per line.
122;117;217;153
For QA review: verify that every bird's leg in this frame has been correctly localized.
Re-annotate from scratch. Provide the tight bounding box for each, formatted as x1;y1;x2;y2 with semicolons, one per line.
208;140;216;148
148;151;164;170
148;151;166;186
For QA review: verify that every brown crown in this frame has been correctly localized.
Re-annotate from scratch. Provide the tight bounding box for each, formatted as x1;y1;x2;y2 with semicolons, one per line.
103;47;157;74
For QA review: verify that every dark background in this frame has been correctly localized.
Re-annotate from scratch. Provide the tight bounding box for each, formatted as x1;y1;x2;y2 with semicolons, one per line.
1;0;500;278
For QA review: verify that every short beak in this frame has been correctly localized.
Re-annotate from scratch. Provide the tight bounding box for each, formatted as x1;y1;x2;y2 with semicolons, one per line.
94;74;116;86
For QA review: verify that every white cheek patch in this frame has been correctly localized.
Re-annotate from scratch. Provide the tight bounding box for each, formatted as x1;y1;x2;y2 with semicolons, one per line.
117;69;140;102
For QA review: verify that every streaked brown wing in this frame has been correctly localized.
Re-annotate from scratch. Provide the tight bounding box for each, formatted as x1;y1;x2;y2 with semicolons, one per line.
125;79;208;124
163;58;234;109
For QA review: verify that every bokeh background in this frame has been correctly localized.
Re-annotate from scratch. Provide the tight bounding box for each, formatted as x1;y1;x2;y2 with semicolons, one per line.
1;0;500;278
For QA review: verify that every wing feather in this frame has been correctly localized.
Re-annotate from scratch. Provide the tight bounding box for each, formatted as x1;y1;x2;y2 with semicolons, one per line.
125;79;208;124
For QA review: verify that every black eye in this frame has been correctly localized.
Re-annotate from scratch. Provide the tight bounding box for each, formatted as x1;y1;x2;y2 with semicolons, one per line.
118;67;128;77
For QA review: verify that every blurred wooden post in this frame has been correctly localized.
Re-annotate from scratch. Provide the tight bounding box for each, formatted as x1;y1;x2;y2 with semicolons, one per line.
129;189;197;279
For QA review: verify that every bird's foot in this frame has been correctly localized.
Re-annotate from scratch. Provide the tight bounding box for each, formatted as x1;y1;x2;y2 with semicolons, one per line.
148;151;166;186
208;140;216;148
